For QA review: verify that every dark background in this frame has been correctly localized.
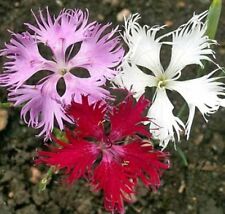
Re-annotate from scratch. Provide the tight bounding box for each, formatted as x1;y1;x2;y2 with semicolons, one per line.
0;0;225;213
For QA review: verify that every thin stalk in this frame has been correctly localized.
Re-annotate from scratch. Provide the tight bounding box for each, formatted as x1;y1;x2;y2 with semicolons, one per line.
177;147;188;167
38;166;55;192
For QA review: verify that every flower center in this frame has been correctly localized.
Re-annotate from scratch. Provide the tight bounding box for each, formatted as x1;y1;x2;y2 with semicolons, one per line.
157;76;168;89
59;68;67;76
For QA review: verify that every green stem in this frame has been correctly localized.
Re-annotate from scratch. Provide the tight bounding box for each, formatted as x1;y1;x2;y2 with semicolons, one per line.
38;166;55;192
177;147;188;167
53;128;67;142
218;69;225;77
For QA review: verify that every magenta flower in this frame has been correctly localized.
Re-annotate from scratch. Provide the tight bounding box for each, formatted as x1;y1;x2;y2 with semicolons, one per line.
0;8;124;138
37;95;170;214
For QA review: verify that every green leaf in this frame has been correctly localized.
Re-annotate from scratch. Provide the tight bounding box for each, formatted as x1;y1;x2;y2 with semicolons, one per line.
206;0;222;39
0;102;12;108
53;127;67;142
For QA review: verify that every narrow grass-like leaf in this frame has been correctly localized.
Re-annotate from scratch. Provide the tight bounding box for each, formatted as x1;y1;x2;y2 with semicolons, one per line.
206;0;222;39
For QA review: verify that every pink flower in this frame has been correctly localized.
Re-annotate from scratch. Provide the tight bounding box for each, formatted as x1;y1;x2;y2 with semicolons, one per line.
37;95;170;214
0;8;124;138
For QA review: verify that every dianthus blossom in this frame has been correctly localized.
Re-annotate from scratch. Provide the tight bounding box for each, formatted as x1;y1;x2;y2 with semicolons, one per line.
37;95;170;214
114;11;225;148
0;8;124;139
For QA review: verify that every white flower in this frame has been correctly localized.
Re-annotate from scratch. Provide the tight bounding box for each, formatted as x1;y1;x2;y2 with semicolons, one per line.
114;11;225;148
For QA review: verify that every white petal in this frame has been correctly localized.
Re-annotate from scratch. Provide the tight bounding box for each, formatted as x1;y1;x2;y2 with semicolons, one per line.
220;99;225;107
123;13;164;76
168;70;225;139
148;89;184;149
165;11;217;79
114;62;157;99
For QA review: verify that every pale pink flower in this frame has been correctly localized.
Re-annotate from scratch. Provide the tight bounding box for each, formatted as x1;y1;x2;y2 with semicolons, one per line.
0;8;124;139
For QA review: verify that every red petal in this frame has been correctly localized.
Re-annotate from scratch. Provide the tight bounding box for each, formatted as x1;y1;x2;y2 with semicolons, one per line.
92;154;136;214
121;141;170;189
66;95;106;141
109;95;151;142
36;134;99;184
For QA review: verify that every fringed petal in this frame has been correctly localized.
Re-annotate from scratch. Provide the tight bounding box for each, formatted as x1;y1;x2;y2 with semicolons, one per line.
26;8;95;61
147;89;184;148
109;95;151;142
0;32;54;88
62;72;110;105
165;11;217;79
69;23;124;81
123;13;164;76
168;70;225;139
92;151;135;214
121;141;170;189
114;62;157;99
8;75;71;139
37;137;99;184
66;94;106;141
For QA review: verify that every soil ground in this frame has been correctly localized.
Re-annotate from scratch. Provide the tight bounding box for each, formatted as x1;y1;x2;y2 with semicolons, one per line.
0;0;225;213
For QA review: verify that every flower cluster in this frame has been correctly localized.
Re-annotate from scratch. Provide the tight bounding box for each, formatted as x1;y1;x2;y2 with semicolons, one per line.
0;8;124;139
37;95;169;214
0;6;224;214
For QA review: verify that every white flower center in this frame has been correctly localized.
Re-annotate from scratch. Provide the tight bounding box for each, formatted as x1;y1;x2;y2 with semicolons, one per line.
157;76;168;89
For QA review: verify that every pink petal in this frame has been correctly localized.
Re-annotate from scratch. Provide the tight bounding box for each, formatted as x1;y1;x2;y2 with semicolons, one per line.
69;23;124;80
26;8;95;62
8;75;70;139
62;72;110;105
0;32;55;88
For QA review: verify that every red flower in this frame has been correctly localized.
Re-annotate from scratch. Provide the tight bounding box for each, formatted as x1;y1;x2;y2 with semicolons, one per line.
37;95;170;214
